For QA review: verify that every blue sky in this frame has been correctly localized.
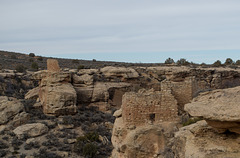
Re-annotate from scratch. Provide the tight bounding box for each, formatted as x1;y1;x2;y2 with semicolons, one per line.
0;0;240;63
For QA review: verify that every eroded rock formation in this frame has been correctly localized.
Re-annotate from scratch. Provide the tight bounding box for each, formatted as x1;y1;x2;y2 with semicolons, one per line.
33;59;77;115
172;120;240;158
0;96;24;125
185;86;240;134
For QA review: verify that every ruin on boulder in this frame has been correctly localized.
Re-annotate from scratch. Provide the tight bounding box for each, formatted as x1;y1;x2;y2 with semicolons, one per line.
33;59;77;116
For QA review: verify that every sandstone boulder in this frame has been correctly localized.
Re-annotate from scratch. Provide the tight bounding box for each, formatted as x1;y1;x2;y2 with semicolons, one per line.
13;123;48;138
11;112;31;127
112;115;177;158
113;109;122;118
25;87;39;100
100;66;139;80
172;120;240;158
78;68;98;75
74;86;94;103
72;74;93;85
0;96;24;124
39;83;77;115
185;86;240;133
33;60;77;116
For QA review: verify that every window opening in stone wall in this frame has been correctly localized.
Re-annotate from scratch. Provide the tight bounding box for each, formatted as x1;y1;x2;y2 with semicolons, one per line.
149;113;155;122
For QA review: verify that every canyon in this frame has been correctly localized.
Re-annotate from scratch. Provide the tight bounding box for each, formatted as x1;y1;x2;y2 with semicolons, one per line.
1;59;240;157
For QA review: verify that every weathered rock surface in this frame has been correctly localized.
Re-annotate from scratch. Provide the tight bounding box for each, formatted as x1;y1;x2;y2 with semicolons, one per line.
47;59;60;72
73;74;93;85
25;87;39;100
13;123;48;138
34;59;77;115
185;86;240;133
0;96;24;124
112;115;177;158
39;82;77;115
172;120;240;158
100;66;139;80
11;112;31;127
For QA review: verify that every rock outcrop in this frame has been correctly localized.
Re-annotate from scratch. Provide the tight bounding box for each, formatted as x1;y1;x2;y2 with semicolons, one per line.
0;96;24;124
13;123;48;138
172;120;240;158
33;59;77;115
185;86;240;134
100;66;139;81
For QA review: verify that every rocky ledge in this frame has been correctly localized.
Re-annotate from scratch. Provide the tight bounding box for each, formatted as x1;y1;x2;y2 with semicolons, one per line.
185;86;240;134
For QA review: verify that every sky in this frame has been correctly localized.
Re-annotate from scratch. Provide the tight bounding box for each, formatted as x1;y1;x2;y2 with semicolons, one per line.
0;0;240;64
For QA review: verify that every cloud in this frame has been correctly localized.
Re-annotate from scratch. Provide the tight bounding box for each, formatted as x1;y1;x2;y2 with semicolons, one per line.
0;0;240;62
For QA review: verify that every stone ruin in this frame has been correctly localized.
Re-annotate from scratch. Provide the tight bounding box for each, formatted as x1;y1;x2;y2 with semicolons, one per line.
33;59;77;116
122;89;178;126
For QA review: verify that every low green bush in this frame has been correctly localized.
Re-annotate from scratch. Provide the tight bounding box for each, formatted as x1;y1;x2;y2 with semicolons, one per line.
29;53;35;57
74;132;99;157
83;143;98;157
31;62;39;71
77;65;85;70
182;117;202;126
15;64;26;73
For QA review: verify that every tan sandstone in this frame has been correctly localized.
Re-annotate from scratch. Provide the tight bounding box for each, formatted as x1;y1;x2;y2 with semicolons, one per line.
0;96;24;125
185;86;240;133
47;59;60;72
172;120;240;158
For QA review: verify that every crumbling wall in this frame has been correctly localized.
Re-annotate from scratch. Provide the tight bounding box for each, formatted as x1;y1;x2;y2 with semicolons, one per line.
122;89;178;126
161;77;194;111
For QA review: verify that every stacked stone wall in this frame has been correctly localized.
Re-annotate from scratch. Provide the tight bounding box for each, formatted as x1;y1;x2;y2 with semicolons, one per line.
122;89;178;126
161;77;194;110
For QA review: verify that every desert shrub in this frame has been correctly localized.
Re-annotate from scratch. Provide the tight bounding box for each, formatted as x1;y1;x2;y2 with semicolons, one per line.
29;58;34;62
58;144;71;152
72;59;79;64
0;141;8;149
29;53;35;57
183;117;202;126
77;65;85;70
11;54;17;59
20;154;26;158
15;64;26;73
236;60;240;65
33;150;62;158
176;58;190;66
0;150;7;157
212;60;222;67
85;132;99;142
74;132;99;157
165;57;175;64
24;143;33;150
92;113;103;122
37;56;43;61
83;143;98;157
61;116;74;125
31;62;38;69
31;62;39;70
92;59;97;62
224;58;234;65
